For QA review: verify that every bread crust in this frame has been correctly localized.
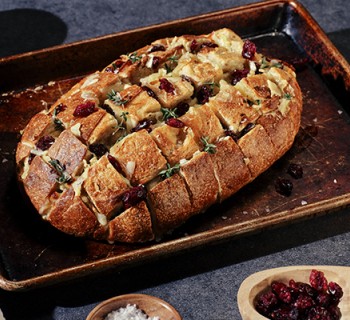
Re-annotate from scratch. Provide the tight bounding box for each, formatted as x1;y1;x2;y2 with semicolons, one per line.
16;28;303;243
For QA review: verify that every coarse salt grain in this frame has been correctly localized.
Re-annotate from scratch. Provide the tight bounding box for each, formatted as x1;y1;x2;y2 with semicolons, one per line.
105;304;160;320
337;110;343;115
301;200;308;206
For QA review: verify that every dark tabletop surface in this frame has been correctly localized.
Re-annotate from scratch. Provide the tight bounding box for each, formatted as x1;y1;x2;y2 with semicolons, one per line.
0;0;350;319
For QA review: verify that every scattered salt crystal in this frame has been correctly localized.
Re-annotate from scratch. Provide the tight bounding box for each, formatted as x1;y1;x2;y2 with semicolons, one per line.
2;159;8;163
221;215;227;220
313;118;317;122
265;207;270;213
334;179;338;184
301;200;308;206
337;110;343;115
48;81;56;86
105;304;160;320
242;211;248;215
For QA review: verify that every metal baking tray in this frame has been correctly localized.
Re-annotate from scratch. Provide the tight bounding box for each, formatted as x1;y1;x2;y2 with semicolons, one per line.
1;0;349;291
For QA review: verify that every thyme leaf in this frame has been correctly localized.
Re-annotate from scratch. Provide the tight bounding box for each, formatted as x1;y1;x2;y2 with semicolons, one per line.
159;163;180;179
201;136;216;154
49;159;71;184
161;107;178;121
284;93;292;100
127;52;142;64
107;90;129;106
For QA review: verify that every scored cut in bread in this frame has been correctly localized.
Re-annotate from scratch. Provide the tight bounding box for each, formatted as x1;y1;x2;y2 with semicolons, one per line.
16;28;303;243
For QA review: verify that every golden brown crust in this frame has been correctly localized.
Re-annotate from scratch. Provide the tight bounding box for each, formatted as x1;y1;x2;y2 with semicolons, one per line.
110;130;167;185
23;156;58;212
147;173;193;234
180;151;219;212
16;28;303;243
108;201;154;243
47;130;89;176
237;124;276;178
83;155;130;217
210;137;251;201
48;188;100;238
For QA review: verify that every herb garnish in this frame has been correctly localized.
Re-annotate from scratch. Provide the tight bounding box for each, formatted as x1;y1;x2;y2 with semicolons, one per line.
127;52;142;64
284;93;292;100
159;163;180;179
49;159;71;184
161;107;178;121
107;90;129;106
201;136;216;154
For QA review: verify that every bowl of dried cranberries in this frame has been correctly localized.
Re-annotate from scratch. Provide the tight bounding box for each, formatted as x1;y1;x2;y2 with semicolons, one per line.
237;266;349;320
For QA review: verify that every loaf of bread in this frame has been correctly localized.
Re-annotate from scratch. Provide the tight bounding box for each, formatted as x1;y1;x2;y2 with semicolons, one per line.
16;28;302;243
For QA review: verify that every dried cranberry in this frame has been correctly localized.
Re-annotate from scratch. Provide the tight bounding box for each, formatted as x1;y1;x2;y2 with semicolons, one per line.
224;129;239;142
316;292;331;307
242;39;257;60
328;282;343;303
152;56;160;68
36;135;55;151
255;290;278;316
89;143;108;158
271;306;299;320
294;293;315;309
107;154;123;174
73;101;96;117
287;163;303;179
328;305;341;320
142;86;157;99
159;78;175;94
231;68;249;85
275;178;293;196
190;39;199;53
122;185;147;209
131;119;154;133
196;85;212;104
240;123;255;137
166;118;185;128
310;270;328;292
308;306;332;320
175;102;190;116
149;44;166;53
272;281;292;304
54;103;67;115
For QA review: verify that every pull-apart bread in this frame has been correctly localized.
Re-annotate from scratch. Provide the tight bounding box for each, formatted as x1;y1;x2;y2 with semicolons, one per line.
16;28;302;243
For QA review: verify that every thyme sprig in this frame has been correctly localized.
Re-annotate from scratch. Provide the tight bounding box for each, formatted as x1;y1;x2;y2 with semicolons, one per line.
159;163;180;179
107;89;129;106
283;93;292;100
49;159;71;184
161;107;178;121
201;136;216;154
127;52;142;64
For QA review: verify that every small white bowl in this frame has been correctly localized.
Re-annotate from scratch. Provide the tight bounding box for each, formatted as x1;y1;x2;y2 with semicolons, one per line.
86;293;182;320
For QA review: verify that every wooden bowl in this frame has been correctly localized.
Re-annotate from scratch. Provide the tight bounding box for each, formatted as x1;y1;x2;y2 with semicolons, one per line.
237;265;350;320
86;293;182;320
